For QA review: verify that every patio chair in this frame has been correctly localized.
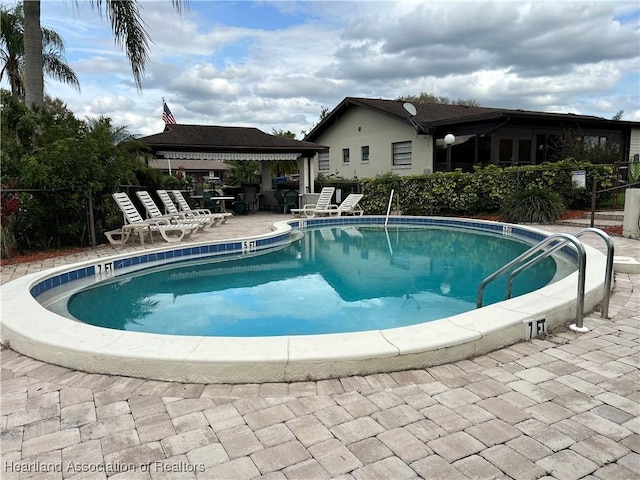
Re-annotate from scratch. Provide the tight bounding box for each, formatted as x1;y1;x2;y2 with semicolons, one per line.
110;192;199;244
290;187;335;218
283;190;299;214
276;189;299;214
202;191;221;212
171;190;232;224
243;185;258;212
322;193;364;217
158;189;222;225
157;189;182;214
136;191;210;229
232;200;248;215
157;189;208;219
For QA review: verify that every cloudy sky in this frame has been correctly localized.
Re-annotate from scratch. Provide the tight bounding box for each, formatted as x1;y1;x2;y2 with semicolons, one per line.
4;0;639;138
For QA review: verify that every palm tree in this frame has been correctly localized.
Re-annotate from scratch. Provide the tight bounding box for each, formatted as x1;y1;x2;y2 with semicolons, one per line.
1;3;80;101
271;129;300;177
0;4;23;99
23;0;188;109
23;0;42;108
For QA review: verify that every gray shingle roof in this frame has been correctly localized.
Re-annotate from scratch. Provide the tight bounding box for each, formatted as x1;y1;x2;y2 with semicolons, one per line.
140;124;326;153
304;97;637;140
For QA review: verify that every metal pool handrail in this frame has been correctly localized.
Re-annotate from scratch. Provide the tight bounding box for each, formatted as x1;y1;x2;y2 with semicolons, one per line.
385;189;395;227
574;228;614;319
505;228;614;319
505;241;569;300
477;233;587;330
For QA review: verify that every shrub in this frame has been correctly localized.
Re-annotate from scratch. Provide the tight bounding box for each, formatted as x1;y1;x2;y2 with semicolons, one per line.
563;187;591;210
162;174;181;189
501;188;564;224
0;90;146;252
355;161;614;217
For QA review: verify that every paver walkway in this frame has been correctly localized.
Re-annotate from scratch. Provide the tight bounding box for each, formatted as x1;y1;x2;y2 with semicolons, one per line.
1;213;639;479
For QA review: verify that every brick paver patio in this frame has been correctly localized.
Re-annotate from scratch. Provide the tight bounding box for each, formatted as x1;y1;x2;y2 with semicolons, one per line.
1;212;638;479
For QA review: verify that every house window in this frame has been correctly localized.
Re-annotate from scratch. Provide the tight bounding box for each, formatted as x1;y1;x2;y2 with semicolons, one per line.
392;141;412;166
585;136;607;147
497;137;534;165
318;151;329;171
361;146;370;162
342;148;350;163
518;139;533;164
499;139;513;164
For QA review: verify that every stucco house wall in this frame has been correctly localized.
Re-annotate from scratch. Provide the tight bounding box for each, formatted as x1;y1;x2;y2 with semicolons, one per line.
313;107;434;178
307;98;640;184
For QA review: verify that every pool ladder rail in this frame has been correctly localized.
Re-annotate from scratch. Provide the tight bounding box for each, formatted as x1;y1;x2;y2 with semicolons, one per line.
476;228;614;333
385;189;400;227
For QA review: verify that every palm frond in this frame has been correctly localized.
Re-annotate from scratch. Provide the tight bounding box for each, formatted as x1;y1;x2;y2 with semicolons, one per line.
42;52;80;91
2;2;80;98
91;0;189;91
41;26;65;50
95;0;151;91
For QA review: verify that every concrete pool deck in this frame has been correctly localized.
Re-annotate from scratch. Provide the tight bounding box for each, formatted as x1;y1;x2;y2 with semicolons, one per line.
1;212;639;479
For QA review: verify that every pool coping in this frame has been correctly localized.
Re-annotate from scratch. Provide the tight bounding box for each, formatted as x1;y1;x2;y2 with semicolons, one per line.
0;216;609;383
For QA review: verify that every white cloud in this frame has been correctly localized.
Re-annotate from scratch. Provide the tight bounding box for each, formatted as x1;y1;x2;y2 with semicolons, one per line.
89;96;135;114
4;1;637;135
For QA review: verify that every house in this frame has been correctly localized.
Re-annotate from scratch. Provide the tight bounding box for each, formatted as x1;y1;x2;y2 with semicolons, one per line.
303;97;640;180
138;124;327;194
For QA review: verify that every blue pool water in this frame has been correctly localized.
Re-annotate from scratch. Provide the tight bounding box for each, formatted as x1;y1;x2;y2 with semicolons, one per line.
67;226;564;336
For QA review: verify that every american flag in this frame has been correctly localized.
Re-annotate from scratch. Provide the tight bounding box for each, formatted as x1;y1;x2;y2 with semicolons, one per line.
162;102;176;124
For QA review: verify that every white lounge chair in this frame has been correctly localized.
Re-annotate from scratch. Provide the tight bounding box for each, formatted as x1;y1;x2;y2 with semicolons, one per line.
325;193;364;217
290;187;335;218
137;191;210;229
157;190;182;214
158;189;222;227
171;190;232;224
110;192;199;244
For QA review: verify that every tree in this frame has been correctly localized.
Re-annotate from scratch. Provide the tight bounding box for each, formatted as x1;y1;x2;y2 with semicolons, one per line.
548;128;621;165
319;105;330;120
271;129;298;177
22;0;188;108
271;128;296;139
23;0;42;107
0;89;148;251
301;105;330;137
227;161;261;185
1;3;80;101
0;3;23;99
612;110;624;120
397;92;480;106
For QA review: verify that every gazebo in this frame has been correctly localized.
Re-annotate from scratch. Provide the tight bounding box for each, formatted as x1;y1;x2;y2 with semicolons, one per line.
139;124;328;195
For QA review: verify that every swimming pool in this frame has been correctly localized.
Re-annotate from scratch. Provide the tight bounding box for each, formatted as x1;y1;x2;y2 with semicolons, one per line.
0;216;609;383
64;226;561;337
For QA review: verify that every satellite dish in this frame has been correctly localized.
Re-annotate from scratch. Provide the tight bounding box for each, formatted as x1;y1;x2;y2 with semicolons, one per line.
403;102;417;116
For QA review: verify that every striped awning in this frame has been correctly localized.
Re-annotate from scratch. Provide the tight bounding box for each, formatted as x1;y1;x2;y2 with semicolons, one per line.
158;151;301;161
147;159;230;171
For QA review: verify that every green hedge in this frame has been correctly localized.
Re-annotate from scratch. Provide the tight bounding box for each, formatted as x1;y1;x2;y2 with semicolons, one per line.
355;160;614;216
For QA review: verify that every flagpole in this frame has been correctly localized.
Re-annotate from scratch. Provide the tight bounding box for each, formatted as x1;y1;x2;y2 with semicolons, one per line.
162;97;172;175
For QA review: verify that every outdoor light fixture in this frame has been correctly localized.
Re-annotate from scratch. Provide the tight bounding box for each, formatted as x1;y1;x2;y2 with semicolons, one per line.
444;134;455;171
